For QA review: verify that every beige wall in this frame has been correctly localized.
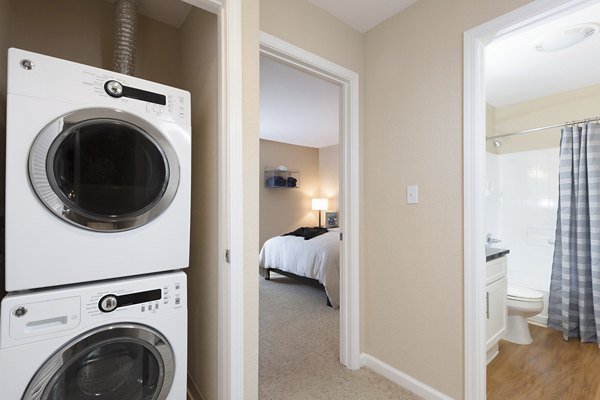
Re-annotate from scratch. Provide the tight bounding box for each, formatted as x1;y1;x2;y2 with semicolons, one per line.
9;0;113;70
136;15;183;88
259;139;320;247
9;0;182;88
488;84;600;154
319;144;339;214
180;8;218;400
363;0;531;397
260;0;363;74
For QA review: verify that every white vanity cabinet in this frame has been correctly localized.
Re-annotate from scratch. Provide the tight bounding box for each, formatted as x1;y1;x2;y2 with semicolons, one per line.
486;255;507;364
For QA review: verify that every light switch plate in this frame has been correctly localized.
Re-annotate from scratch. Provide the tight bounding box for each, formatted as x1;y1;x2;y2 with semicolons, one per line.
407;185;418;204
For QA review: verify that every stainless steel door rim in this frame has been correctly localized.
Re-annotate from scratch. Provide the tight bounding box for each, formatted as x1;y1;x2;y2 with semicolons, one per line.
28;108;180;232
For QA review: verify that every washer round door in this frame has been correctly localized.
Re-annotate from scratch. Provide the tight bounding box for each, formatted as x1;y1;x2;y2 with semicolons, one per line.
23;324;175;400
29;108;180;232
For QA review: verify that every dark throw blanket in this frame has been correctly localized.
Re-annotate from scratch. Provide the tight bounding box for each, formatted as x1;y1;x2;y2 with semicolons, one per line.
283;227;328;240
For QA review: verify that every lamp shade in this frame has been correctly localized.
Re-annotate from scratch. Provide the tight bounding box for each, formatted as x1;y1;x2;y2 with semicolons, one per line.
312;198;328;211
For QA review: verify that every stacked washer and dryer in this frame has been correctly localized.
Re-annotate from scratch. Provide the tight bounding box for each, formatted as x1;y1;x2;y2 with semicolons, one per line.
0;48;191;399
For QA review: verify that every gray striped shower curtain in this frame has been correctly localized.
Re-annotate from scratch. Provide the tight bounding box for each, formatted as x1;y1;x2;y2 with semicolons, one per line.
548;122;600;344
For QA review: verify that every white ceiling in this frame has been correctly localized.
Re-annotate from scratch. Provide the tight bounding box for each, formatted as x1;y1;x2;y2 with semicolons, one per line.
107;0;420;33
103;0;192;28
307;0;419;33
260;55;340;149
486;2;600;107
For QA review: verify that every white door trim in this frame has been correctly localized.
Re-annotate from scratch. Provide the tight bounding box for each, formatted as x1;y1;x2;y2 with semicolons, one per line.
463;0;598;398
179;0;245;398
216;0;244;399
221;1;245;398
259;31;361;369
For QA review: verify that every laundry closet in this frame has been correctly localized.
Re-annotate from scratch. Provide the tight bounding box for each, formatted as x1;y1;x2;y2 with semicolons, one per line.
0;0;219;398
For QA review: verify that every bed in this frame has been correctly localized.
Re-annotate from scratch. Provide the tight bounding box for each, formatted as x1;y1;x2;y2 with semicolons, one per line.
258;228;340;308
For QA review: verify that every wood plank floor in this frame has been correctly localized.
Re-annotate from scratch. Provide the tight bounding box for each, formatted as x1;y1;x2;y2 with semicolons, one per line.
487;324;600;400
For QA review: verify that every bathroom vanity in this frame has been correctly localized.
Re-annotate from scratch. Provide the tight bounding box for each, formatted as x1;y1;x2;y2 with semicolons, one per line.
485;248;508;364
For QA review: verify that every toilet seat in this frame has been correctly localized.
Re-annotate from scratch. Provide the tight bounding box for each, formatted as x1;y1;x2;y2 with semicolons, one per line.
507;285;543;302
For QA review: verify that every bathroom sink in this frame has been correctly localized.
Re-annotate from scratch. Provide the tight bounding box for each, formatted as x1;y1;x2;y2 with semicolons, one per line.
486;247;509;262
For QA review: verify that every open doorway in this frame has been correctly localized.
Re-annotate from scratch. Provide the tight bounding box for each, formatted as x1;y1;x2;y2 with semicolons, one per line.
257;32;361;396
258;52;342;396
484;2;600;398
465;0;600;398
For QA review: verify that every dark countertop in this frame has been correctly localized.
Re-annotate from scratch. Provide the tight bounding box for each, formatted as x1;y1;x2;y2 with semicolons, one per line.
486;247;509;262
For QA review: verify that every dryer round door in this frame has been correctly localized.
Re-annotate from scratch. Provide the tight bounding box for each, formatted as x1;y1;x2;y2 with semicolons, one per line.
22;324;175;400
29;108;180;232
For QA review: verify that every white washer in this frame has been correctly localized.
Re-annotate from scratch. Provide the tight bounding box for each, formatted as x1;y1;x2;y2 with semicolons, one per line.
5;48;191;291
0;271;187;400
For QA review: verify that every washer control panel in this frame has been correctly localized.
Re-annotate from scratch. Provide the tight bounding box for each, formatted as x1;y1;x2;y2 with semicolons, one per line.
84;279;187;318
97;289;162;313
1;271;186;349
88;281;184;318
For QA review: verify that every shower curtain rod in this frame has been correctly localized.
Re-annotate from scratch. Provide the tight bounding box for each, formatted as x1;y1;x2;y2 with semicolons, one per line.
486;116;600;141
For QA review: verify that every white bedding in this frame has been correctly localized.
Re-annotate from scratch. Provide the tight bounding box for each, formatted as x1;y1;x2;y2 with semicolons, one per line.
259;230;340;308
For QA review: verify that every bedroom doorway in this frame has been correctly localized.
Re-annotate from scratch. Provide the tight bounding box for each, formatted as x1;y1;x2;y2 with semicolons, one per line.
258;32;361;390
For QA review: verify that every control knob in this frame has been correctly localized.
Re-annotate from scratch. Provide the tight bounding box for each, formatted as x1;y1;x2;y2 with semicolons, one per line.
99;294;118;313
105;80;123;98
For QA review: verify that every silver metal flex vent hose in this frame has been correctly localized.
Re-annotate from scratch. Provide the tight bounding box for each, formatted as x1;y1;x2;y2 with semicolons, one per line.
113;0;138;76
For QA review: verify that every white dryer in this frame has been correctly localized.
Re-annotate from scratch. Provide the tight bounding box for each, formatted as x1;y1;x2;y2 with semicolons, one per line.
0;271;187;399
5;48;191;291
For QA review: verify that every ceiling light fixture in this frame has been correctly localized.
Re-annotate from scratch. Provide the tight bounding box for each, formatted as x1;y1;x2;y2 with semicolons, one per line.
534;23;600;52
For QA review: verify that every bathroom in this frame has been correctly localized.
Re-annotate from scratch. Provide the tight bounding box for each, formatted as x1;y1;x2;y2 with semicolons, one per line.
484;2;600;398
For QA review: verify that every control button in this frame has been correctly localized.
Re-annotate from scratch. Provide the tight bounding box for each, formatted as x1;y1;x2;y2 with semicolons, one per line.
175;297;181;305
148;304;153;311
105;80;123;98
155;303;159;309
99;295;118;313
13;306;27;318
175;284;180;290
20;59;35;70
141;305;145;312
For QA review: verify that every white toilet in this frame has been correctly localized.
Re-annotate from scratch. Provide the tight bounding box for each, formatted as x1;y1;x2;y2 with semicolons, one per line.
504;285;544;344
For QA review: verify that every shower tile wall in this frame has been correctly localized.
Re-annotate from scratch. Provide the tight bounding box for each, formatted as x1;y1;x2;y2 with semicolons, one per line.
486;148;560;323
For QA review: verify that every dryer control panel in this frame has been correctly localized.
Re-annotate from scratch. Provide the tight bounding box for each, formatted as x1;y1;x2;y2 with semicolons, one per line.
7;48;191;126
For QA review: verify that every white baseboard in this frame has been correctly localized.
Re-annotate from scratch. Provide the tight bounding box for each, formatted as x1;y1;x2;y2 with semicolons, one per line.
360;353;454;400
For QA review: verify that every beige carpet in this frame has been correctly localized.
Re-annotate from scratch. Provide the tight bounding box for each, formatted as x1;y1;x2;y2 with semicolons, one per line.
259;273;423;400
